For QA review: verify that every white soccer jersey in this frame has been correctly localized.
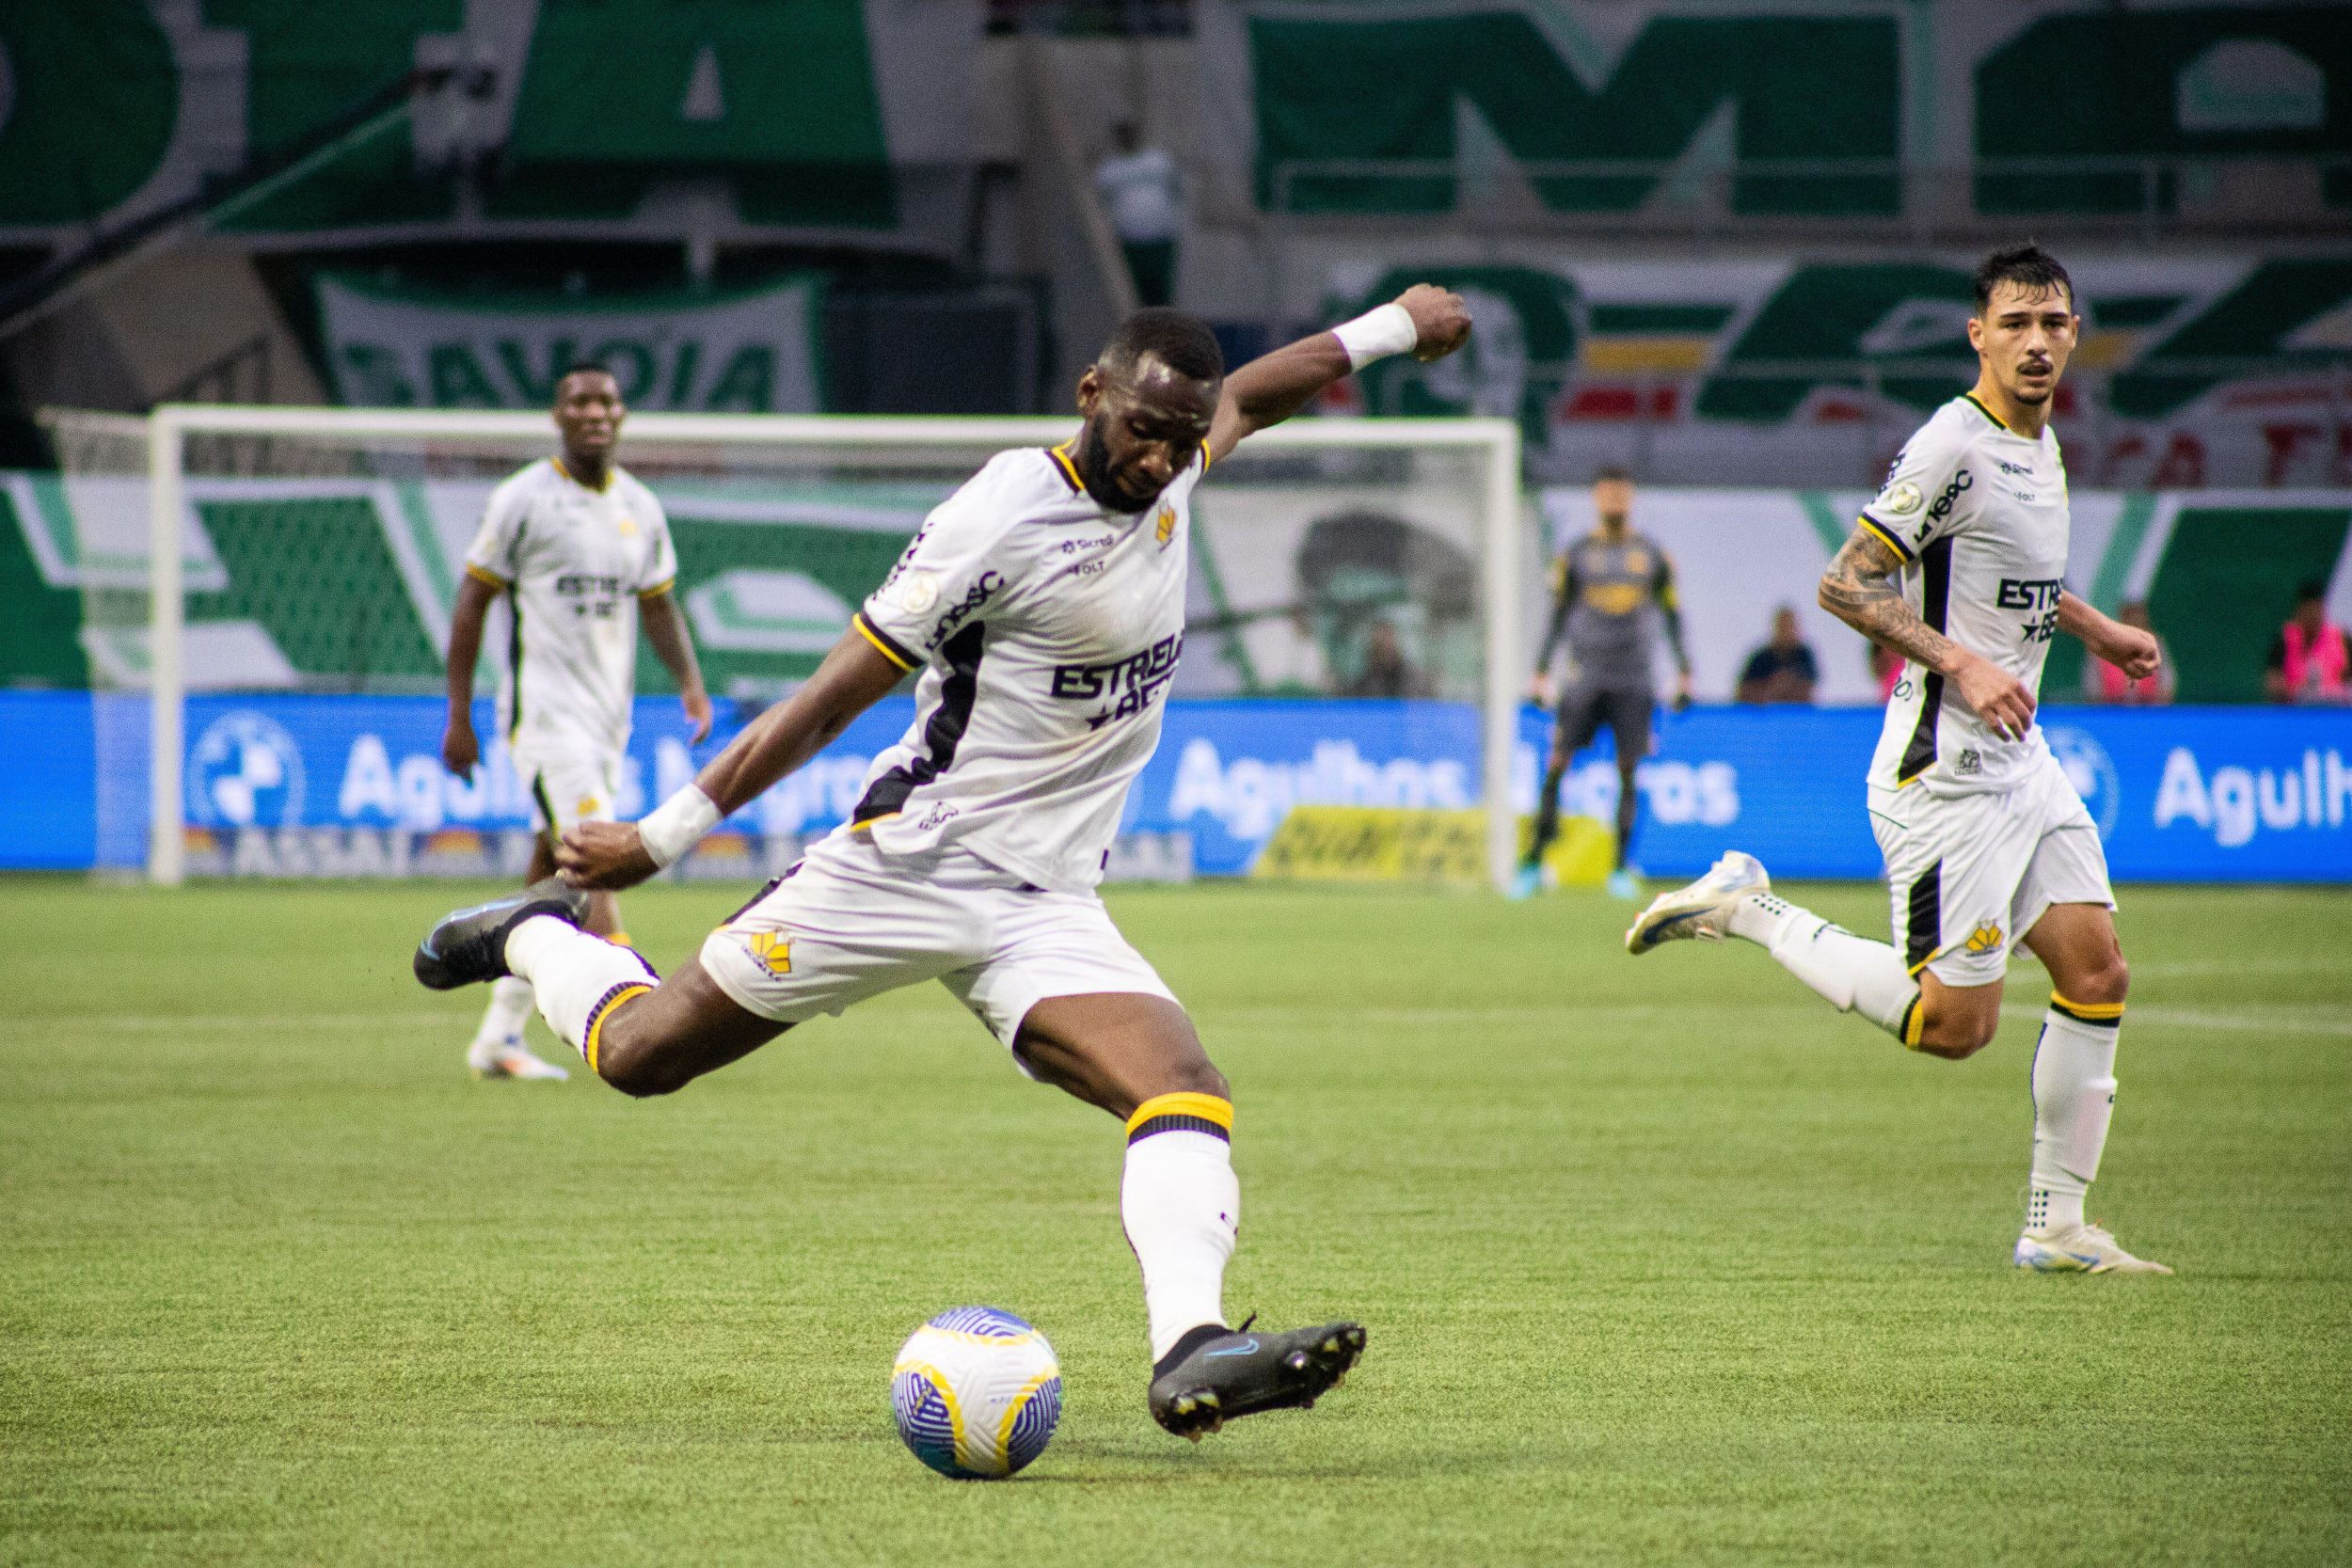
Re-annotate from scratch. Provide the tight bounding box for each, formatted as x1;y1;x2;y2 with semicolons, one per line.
465;458;677;758
1857;393;2069;795
846;439;1206;894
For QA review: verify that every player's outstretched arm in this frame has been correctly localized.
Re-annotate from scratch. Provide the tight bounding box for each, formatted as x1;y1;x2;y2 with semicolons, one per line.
2057;591;2160;679
440;573;500;781
1818;524;2036;739
1205;284;1470;464
556;629;905;890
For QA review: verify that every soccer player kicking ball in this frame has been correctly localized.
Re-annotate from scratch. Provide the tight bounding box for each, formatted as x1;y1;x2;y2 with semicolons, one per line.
440;363;712;1081
1626;245;2171;1275
414;292;1473;1433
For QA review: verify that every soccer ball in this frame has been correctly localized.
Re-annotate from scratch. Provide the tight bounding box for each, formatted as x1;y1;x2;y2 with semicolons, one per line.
890;1307;1062;1480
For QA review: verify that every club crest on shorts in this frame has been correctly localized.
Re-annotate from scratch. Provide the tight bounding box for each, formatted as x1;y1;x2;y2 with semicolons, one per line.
743;930;792;975
1964;922;2004;954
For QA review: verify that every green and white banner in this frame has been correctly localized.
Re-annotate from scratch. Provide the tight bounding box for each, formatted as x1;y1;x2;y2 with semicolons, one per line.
0;0;975;246
1202;0;2350;219
315;274;826;413
1309;252;2352;490
7;468;2345;707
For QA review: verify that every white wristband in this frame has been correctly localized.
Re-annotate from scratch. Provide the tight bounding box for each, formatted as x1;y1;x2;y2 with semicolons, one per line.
1331;303;1419;370
636;784;721;869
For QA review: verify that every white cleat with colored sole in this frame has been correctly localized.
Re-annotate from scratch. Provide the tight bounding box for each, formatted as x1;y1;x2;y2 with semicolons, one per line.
1625;851;1770;955
2013;1222;2172;1275
469;1037;570;1082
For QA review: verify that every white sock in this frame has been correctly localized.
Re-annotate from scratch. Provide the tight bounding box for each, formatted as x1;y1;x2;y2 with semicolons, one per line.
504;916;658;1074
1121;1093;1239;1364
2026;1002;2121;1233
1727;891;1919;1037
471;976;533;1047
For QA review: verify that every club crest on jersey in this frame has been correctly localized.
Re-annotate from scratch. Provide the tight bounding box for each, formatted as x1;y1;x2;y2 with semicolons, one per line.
1154;504;1176;546
615;515;640;537
1964;923;2004;955
742;931;792;976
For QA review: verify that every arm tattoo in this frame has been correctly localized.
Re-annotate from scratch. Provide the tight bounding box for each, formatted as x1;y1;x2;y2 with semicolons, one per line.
1816;528;1962;673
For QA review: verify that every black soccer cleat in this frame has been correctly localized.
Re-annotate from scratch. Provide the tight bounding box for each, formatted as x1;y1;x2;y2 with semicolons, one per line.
413;877;589;990
1147;1317;1367;1440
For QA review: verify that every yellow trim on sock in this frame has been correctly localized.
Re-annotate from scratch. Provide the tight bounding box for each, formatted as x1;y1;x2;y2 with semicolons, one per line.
2051;992;2125;1020
1901;996;1927;1051
583;984;651;1075
1124;1091;1233;1136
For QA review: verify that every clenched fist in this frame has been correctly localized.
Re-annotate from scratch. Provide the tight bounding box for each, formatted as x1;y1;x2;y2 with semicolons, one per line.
1394;284;1472;363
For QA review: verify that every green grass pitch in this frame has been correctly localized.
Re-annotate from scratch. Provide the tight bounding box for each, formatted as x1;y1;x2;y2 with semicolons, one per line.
4;877;2347;1566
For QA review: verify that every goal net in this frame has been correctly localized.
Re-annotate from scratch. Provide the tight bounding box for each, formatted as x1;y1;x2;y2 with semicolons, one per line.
50;406;1524;888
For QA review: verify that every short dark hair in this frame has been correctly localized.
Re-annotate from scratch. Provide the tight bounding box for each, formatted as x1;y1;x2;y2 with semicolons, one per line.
1100;309;1223;383
556;361;616;392
1593;465;1631;484
1976;244;2074;314
2296;579;2328;604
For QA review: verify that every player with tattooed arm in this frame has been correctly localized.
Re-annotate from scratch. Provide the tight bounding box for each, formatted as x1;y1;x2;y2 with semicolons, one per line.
1625;245;2170;1275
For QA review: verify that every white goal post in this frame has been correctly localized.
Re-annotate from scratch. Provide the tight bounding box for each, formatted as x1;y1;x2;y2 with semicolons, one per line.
139;404;1523;889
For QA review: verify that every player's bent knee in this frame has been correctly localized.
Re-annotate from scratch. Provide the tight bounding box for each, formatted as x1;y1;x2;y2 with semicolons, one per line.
1914;1005;1999;1061
1163;1054;1230;1103
2067;953;2129;1007
595;1028;691;1098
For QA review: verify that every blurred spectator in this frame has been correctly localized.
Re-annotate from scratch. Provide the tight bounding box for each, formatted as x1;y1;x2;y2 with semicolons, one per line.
1345;619;1431;698
2266;580;2349;704
2085;600;2174;705
1869;641;1903;702
1736;606;1819;705
1094;120;1179;307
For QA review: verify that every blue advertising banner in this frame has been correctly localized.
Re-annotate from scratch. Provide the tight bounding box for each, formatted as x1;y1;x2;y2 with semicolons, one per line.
3;692;2347;882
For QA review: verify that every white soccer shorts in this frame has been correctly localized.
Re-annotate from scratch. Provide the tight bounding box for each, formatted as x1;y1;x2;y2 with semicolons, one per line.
509;739;622;836
1868;747;2115;988
698;828;1179;1057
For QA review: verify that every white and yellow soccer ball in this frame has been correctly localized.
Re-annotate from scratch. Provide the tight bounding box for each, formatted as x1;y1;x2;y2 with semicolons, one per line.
890;1307;1062;1479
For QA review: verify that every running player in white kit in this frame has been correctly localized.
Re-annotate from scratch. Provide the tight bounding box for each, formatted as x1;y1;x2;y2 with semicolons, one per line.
411;292;1474;1436
440;364;711;1080
1625;246;2173;1275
